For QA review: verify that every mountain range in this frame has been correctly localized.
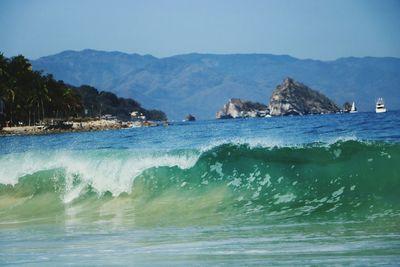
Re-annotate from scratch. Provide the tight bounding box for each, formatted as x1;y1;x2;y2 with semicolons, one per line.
31;49;400;119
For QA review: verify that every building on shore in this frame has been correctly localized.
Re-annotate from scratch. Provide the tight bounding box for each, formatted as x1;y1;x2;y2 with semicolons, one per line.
130;111;146;121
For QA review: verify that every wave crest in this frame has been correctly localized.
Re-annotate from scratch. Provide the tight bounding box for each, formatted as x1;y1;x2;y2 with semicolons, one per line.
1;140;399;225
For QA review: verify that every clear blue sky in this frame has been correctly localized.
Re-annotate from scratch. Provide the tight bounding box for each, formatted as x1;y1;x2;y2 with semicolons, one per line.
0;0;399;60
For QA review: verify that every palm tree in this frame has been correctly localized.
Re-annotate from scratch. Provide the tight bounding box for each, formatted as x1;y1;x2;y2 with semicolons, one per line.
61;87;82;118
0;54;16;125
7;55;32;125
31;71;50;123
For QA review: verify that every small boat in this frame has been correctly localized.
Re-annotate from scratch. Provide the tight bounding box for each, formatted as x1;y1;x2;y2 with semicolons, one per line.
350;101;358;113
376;98;387;113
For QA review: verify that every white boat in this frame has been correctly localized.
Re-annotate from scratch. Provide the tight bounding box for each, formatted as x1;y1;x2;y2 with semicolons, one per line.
350;101;358;113
375;98;387;113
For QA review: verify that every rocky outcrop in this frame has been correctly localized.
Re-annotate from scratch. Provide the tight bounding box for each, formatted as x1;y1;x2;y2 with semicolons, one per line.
216;98;269;119
185;114;196;121
269;78;340;116
342;102;352;113
0;119;133;136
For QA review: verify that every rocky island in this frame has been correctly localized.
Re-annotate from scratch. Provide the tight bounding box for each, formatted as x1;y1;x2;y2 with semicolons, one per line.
185;114;196;121
269;78;340;116
216;78;340;119
216;98;269;119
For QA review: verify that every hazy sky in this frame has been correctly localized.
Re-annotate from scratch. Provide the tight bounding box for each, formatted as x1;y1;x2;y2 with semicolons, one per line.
1;0;399;60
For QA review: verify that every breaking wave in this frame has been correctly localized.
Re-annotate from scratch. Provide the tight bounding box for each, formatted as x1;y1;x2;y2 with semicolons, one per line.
1;140;399;226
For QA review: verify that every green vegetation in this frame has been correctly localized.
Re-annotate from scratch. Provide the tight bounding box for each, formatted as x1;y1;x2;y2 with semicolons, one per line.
77;85;166;121
0;53;166;127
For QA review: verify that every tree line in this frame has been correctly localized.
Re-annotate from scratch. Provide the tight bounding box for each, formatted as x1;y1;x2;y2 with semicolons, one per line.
0;54;166;127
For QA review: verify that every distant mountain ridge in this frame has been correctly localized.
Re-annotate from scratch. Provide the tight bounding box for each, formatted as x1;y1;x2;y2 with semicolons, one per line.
31;49;400;119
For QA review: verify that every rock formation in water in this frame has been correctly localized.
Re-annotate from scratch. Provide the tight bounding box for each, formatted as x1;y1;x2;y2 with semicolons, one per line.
342;102;352;113
185;114;196;121
216;98;269;119
268;78;340;116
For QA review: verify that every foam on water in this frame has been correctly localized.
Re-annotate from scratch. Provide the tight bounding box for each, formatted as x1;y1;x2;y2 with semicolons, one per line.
0;149;200;202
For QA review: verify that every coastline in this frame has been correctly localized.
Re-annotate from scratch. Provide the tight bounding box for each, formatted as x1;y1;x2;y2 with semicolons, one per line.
0;119;134;136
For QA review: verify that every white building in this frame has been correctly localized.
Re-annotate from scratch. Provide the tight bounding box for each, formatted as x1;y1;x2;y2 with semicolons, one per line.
130;111;146;121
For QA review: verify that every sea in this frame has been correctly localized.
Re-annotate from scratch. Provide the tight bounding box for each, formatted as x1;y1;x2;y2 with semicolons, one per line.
1;111;400;266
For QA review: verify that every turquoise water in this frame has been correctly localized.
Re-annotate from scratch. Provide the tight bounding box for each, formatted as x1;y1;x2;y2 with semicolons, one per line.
1;112;400;266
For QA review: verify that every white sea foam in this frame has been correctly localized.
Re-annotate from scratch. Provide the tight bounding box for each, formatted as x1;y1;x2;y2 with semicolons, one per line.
323;135;358;145
0;149;200;202
198;136;286;152
197;134;362;154
273;193;296;204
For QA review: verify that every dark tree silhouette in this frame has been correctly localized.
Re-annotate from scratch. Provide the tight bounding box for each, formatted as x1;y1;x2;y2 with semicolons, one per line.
0;53;166;127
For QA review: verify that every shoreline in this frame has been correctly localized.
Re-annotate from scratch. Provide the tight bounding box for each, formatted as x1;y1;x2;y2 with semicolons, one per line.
0;119;135;136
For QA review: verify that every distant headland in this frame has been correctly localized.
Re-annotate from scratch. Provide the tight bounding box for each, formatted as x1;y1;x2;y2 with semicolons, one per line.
0;54;167;135
30;49;400;119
